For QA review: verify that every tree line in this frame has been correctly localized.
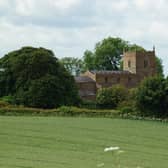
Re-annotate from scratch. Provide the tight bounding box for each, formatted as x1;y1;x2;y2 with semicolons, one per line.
60;37;163;77
0;37;165;113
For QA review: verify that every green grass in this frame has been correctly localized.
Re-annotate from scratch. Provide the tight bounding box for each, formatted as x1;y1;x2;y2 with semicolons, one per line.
0;117;168;168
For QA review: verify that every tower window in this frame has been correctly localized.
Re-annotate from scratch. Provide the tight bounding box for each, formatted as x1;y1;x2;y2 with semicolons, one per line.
128;60;131;68
128;77;131;83
105;77;108;83
144;60;148;68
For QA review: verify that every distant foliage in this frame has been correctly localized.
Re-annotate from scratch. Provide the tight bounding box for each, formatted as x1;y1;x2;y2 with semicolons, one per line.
155;57;164;77
136;76;168;117
83;50;96;71
80;99;97;109
0;105;119;117
60;57;84;76
96;85;128;109
117;88;138;115
0;47;80;108
0;95;15;104
0;100;10;108
83;37;145;71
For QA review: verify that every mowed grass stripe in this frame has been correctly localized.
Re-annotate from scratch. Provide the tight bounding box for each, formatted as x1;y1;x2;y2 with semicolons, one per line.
0;117;168;168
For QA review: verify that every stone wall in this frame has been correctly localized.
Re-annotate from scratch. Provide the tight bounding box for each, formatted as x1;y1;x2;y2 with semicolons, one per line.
95;73;139;89
75;76;96;101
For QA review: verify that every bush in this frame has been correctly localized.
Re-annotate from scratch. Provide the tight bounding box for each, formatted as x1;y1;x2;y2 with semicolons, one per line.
96;85;128;109
136;76;168;117
119;106;134;117
0;95;15;104
117;100;136;113
118;87;137;111
0;101;10;108
80;100;97;109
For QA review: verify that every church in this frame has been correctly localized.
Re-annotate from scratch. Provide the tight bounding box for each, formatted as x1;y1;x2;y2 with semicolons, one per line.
75;48;156;100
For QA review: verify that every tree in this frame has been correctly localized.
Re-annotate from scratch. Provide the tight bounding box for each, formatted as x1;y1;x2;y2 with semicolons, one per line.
60;57;83;76
0;47;80;108
126;44;145;52
94;37;127;70
155;57;164;77
96;85;128;109
136;76;168;117
83;50;96;71
82;37;164;75
83;37;145;71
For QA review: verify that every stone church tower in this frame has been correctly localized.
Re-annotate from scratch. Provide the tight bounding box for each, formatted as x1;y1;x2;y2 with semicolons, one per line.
123;48;156;79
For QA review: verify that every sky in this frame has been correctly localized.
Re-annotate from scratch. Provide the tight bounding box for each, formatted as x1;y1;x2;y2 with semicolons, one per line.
0;0;168;75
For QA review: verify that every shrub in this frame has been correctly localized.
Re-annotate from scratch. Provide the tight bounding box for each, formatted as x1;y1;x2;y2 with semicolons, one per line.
118;99;134;110
96;85;128;109
118;87;138;111
136;76;168;117
119;106;134;117
58;106;73;114
0;95;15;104
0;101;10;108
80;100;97;109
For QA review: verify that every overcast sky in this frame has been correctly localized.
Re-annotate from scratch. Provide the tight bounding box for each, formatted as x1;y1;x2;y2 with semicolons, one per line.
0;0;168;75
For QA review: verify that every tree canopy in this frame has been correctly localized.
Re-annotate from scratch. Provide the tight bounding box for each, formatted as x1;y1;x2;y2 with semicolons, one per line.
0;47;79;108
60;57;83;76
82;37;164;77
83;37;145;71
136;76;168;117
155;57;164;77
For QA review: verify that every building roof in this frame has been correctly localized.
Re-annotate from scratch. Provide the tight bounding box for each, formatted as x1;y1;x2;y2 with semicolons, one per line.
75;76;95;83
90;70;131;75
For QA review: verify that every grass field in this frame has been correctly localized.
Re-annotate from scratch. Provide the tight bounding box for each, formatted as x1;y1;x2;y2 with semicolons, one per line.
0;117;168;168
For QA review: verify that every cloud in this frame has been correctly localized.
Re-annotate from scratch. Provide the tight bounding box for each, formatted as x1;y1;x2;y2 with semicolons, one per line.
134;0;165;10
96;0;129;12
0;0;168;75
52;0;79;10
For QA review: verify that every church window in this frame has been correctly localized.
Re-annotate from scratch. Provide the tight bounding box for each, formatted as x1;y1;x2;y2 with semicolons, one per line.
105;77;108;83
128;60;131;68
128;77;131;82
144;60;148;68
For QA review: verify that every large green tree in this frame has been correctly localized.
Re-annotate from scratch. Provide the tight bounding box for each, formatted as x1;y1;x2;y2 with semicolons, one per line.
0;47;79;108
83;37;145;71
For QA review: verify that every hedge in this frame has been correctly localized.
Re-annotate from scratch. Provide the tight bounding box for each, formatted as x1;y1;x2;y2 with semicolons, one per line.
0;106;119;118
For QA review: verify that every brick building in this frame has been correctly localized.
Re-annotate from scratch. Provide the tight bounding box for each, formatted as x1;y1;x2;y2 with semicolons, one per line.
75;49;156;100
